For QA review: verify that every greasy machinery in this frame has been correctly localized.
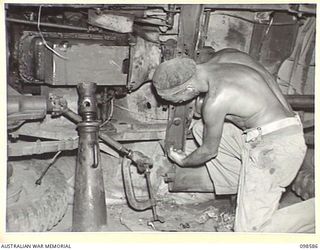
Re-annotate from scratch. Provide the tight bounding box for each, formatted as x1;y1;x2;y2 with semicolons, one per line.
6;4;315;231
72;82;107;231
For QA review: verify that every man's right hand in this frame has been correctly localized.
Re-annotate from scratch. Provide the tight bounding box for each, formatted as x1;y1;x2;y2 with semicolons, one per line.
168;146;187;167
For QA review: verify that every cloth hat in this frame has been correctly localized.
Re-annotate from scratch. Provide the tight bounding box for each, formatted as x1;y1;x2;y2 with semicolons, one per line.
152;58;196;95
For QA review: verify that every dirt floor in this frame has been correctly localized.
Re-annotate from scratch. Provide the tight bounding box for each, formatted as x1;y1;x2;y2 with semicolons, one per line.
52;197;234;232
51;190;301;232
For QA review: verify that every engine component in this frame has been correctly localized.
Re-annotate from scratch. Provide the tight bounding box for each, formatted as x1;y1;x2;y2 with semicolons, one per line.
72;82;107;232
17;31;129;86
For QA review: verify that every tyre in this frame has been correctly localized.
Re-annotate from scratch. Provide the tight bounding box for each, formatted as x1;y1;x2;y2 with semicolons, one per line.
6;159;69;232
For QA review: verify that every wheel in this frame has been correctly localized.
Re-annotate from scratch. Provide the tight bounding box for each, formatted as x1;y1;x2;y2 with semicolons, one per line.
6;159;69;232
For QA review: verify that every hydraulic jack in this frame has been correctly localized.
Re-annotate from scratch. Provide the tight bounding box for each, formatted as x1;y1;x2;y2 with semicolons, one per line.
48;88;163;230
72;82;107;231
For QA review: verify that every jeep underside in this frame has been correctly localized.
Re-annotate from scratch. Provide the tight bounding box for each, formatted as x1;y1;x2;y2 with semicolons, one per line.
5;3;315;232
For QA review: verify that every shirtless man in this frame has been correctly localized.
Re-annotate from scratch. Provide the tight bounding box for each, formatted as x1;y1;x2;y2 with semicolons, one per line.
152;49;314;232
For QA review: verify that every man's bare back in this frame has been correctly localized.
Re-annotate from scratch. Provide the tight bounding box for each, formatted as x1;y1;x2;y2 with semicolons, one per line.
202;62;294;130
206;48;293;114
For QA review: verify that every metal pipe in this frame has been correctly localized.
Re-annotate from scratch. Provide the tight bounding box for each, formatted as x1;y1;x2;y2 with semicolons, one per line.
6;17;88;31
203;4;292;11
99;132;130;155
285;94;314;110
72;82;107;232
7;96;47;115
203;4;316;14
63;108;82;123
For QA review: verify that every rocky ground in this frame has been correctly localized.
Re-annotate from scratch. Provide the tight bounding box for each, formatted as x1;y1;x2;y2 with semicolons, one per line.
52;189;300;232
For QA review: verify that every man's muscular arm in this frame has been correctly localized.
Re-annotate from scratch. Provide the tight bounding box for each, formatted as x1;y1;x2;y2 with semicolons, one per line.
168;95;227;167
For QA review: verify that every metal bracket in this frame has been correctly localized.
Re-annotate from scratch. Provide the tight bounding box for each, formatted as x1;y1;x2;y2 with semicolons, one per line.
164;5;206;192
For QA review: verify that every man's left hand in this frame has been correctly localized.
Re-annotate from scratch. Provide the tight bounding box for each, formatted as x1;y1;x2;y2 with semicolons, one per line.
168;146;187;166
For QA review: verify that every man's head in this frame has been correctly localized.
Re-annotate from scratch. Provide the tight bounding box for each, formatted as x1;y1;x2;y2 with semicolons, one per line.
152;58;200;103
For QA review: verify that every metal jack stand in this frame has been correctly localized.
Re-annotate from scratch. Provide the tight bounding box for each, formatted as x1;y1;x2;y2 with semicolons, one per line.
47;86;159;230
72;82;107;232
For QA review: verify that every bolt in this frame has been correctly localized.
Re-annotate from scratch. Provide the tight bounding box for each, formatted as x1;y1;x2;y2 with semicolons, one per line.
173;117;181;126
